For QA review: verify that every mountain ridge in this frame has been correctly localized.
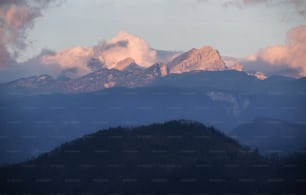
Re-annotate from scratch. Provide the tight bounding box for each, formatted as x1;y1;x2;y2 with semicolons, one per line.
1;68;305;95
2;44;299;95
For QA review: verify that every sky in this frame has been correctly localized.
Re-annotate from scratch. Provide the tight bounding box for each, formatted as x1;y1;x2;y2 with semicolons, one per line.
24;0;305;59
0;0;306;81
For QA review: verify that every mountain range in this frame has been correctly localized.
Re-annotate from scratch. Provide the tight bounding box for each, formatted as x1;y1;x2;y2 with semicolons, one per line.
1;45;261;95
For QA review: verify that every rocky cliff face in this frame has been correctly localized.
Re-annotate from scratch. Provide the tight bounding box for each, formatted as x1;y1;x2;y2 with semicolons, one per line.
167;46;227;74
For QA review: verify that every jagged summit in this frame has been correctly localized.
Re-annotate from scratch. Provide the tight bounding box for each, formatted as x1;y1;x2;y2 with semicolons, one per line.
167;45;227;74
114;57;137;70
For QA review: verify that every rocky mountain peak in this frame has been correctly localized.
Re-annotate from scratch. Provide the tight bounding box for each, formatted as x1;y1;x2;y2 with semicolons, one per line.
167;45;227;74
114;57;136;70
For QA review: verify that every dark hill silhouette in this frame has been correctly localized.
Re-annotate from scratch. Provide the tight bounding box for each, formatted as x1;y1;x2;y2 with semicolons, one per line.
1;120;305;194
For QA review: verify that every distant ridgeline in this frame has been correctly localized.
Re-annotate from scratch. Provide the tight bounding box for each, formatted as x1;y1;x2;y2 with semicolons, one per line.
1;120;305;194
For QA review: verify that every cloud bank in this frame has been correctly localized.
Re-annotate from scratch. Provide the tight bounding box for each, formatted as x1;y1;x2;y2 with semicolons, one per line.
40;31;158;77
246;25;306;77
0;0;59;67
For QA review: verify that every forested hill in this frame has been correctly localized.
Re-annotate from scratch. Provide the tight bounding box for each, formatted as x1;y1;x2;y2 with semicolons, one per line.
1;120;305;194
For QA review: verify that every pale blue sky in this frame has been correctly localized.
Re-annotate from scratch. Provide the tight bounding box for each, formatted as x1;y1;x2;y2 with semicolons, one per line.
22;0;305;61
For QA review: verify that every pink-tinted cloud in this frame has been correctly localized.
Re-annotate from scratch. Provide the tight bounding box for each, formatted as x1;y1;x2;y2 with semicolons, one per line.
99;31;157;68
250;25;306;77
40;32;158;77
0;0;59;67
40;46;94;77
